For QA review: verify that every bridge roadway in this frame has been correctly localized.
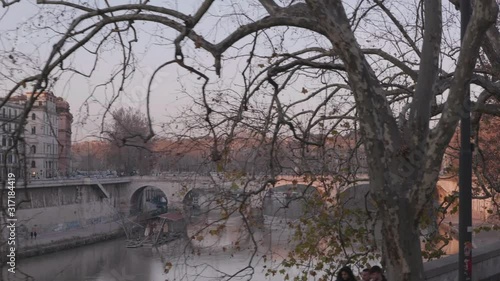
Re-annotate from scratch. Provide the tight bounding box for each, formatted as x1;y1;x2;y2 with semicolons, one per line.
17;173;368;209
18;173;468;213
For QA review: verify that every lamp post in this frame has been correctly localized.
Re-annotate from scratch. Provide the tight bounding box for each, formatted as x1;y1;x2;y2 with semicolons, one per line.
459;0;473;280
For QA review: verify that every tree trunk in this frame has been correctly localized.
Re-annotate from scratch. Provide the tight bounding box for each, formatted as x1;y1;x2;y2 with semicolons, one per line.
379;195;425;281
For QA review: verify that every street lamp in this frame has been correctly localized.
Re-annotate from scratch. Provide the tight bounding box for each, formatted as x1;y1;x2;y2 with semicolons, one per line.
459;0;473;281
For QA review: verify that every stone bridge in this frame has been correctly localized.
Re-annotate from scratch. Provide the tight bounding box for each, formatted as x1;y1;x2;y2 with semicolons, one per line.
14;173;486;234
124;174;213;209
19;173;479;220
123;174;492;221
120;174;312;215
117;173;468;214
122;173;366;210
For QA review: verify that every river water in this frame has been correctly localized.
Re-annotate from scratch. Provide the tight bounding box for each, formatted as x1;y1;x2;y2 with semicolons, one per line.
3;195;312;281
2;189;465;281
2;236;295;281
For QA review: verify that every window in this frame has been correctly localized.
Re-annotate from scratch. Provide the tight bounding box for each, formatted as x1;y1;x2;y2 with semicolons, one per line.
7;154;12;164
31;145;36;154
31;113;36;120
14;110;17;118
2;108;5;117
8;109;11;118
31;161;36;168
1;137;5;146
39;101;43;106
8;138;12;146
8;123;11;132
31;126;36;134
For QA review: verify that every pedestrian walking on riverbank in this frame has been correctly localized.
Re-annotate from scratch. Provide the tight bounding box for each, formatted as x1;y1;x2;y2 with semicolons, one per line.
336;266;357;281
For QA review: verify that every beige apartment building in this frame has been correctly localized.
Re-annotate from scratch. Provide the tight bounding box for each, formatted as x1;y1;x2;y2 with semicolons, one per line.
1;91;72;179
56;97;73;176
0;101;24;179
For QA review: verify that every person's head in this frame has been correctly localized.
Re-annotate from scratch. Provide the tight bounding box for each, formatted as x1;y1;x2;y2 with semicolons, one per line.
369;266;384;281
337;266;355;281
361;268;371;281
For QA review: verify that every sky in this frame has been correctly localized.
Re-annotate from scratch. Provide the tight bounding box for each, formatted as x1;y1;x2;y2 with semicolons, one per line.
0;0;334;142
0;0;467;143
0;1;206;141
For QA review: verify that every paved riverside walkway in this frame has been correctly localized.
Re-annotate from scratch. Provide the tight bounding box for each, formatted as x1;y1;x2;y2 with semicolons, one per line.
17;221;124;254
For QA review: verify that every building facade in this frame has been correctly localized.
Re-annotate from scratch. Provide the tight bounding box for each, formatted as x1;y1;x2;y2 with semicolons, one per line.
0;100;24;180
2;91;72;179
56;97;73;176
33;92;59;178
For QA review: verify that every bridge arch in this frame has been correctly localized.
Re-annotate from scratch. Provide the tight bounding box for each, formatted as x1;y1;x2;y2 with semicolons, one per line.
182;188;218;217
124;176;215;216
263;183;321;219
129;185;169;216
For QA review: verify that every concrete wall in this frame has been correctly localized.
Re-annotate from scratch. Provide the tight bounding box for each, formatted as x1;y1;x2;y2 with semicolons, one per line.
9;175;208;244
424;241;500;281
12;182;128;240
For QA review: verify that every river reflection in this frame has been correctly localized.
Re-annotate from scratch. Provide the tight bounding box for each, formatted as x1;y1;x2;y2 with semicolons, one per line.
2;217;302;281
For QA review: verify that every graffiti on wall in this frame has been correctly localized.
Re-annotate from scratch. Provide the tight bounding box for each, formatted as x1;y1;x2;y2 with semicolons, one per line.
52;221;81;232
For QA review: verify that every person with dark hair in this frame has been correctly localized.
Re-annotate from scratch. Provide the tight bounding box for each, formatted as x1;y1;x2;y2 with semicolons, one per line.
369;265;387;281
361;268;371;281
336;266;357;281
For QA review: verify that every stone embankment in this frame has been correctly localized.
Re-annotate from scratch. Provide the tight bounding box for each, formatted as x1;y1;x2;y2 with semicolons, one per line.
2;221;124;262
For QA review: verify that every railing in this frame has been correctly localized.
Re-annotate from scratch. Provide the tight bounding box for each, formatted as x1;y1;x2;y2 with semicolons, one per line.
424;241;500;281
9;177;131;188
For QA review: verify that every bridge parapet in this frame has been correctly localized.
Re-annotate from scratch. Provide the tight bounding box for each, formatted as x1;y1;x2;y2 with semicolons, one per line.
11;177;131;189
424;241;500;281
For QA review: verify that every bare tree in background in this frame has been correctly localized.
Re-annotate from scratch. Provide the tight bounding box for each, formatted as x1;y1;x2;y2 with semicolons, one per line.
0;1;500;281
71;140;110;172
105;107;152;175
